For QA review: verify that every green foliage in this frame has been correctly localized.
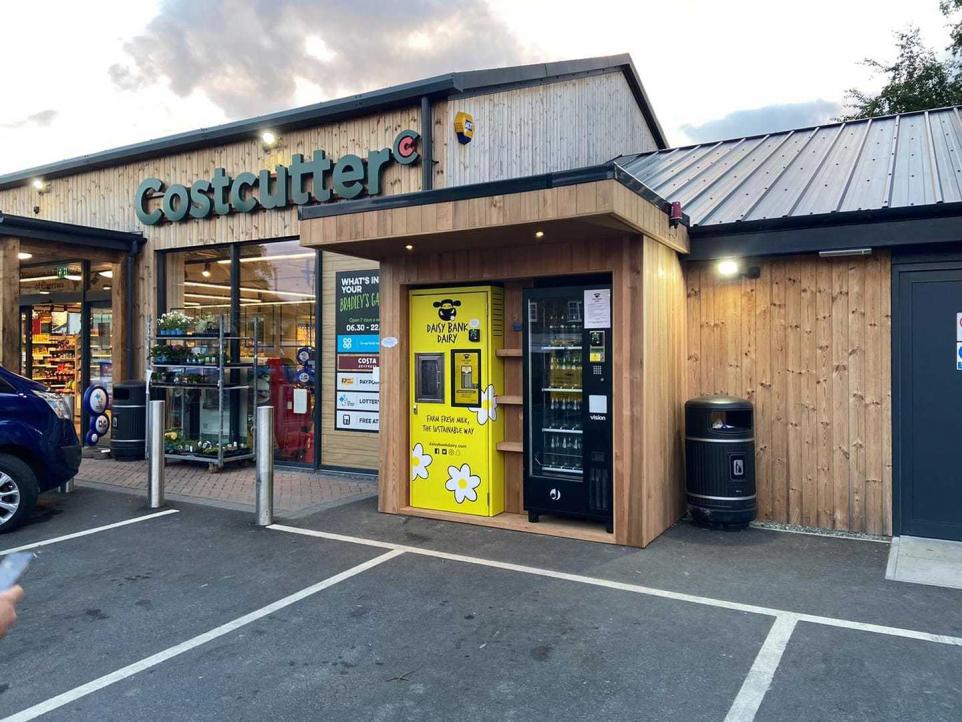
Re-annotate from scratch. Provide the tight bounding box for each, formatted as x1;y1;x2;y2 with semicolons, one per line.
941;0;962;55
840;27;962;120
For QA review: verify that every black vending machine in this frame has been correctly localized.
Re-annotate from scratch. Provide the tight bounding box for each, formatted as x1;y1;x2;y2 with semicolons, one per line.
523;285;613;532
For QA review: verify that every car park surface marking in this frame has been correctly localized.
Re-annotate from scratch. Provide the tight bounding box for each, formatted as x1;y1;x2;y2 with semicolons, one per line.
2;549;402;722
724;615;798;722
0;509;179;555
268;523;962;648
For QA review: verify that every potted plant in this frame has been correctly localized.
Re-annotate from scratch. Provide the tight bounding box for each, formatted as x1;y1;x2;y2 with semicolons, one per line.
192;314;217;337
149;344;170;364
158;311;190;336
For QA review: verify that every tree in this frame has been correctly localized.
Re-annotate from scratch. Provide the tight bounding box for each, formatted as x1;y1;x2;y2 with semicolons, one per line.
941;0;962;56
839;27;962;120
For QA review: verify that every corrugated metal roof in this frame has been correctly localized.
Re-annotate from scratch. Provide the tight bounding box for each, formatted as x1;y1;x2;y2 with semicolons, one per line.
617;106;962;227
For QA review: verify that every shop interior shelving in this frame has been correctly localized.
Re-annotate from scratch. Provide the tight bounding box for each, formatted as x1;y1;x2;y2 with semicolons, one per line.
145;315;260;470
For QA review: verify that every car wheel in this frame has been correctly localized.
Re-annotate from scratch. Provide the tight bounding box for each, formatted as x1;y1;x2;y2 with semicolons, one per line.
0;454;39;534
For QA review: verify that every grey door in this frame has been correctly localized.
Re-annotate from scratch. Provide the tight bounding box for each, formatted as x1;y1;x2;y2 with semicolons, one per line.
896;267;962;541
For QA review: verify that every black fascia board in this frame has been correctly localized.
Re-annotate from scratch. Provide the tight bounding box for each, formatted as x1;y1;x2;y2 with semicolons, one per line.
0;54;663;190
687;203;962;260
0;213;145;252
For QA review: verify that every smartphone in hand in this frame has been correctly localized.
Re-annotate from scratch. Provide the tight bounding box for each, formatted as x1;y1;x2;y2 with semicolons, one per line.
0;552;32;591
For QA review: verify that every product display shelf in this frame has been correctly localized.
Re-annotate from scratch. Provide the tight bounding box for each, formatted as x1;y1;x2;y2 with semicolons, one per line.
145;315;261;470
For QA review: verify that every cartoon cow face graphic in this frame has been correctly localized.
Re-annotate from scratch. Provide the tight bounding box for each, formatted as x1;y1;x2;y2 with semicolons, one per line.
433;298;461;321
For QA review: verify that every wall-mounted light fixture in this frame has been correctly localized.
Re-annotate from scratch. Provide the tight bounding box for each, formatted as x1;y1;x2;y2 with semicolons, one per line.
17;252;32;261
201;262;212;278
404;244;414;251
259;130;279;150
716;258;760;280
534;230;544;239
818;248;872;257
31;178;49;194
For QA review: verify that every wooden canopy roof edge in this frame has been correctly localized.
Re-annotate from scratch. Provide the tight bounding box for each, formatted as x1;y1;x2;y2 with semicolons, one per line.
299;178;690;258
0;213;145;254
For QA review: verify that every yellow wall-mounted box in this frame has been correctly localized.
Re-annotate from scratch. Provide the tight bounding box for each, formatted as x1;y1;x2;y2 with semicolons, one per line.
409;286;504;516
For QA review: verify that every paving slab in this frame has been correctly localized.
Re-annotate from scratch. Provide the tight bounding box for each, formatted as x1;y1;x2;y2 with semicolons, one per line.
758;621;962;722
886;536;962;590
45;553;773;722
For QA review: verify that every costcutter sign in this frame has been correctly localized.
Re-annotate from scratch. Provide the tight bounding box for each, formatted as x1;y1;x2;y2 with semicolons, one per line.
135;130;419;225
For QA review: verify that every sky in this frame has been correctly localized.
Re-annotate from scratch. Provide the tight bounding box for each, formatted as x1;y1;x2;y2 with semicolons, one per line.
0;0;956;176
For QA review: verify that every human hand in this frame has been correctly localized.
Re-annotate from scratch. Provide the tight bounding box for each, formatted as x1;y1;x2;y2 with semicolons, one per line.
0;585;24;638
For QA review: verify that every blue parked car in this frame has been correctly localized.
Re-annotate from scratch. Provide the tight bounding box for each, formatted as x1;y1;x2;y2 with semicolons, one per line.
0;366;81;533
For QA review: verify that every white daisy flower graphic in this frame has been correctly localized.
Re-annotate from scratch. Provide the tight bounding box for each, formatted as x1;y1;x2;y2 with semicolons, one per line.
469;384;498;425
444;463;481;504
410;443;433;481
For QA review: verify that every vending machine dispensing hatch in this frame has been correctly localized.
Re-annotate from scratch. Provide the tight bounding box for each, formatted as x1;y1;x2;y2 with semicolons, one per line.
409;286;505;517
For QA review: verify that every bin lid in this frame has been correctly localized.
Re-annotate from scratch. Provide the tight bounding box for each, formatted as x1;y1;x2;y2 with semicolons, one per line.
685;395;753;411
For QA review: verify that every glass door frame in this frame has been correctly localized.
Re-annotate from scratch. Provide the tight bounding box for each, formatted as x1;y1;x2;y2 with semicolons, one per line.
157;240;324;470
20;258;112;432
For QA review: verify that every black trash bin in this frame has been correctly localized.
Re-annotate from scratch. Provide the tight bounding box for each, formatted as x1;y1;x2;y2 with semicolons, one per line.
110;381;147;461
685;396;756;528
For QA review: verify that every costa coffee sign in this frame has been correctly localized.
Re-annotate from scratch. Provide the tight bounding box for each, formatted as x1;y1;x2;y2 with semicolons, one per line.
135;130;419;225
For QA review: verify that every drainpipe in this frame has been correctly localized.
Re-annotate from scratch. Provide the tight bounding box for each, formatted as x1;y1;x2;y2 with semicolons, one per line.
420;95;433;191
125;243;137;381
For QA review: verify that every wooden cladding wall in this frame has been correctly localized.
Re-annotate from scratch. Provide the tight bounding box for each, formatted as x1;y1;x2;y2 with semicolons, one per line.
444;71;658;187
0;106;429;250
685;252;892;535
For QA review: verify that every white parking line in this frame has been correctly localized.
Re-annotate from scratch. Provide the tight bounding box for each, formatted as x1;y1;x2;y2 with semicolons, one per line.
724;615;798;722
0;509;180;556
2;549;402;722
268;523;962;648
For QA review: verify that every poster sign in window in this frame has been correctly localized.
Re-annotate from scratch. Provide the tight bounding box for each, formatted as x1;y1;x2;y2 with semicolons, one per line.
584;288;611;329
335;271;380;431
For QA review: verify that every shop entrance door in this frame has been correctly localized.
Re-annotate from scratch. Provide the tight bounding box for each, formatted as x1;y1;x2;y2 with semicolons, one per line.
895;265;962;541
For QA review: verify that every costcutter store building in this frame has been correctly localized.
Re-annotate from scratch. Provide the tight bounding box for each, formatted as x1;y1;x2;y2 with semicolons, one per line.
2;54;962;548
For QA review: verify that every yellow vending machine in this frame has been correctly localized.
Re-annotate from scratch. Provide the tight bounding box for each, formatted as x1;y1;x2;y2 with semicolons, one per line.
409;286;505;516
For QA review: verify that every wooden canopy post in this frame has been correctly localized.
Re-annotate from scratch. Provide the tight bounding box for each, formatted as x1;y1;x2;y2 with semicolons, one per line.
110;259;129;383
0;238;21;373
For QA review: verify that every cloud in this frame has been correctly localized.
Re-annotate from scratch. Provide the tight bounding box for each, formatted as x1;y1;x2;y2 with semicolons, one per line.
680;99;841;143
0;109;58;129
108;0;527;118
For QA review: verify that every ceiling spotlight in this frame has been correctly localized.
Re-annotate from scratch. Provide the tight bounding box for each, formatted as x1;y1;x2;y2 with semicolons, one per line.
64;274;82;281
31;178;49;193
260;130;279;149
404;244;414;251
202;262;212;278
103;285;111;290
534;230;544;239
98;270;113;278
17;252;32;260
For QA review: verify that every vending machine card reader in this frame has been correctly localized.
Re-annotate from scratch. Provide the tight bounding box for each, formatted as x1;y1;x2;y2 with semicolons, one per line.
409;286;505;516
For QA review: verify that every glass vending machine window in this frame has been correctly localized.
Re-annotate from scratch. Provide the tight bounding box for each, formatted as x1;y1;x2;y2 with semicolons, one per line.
526;296;584;480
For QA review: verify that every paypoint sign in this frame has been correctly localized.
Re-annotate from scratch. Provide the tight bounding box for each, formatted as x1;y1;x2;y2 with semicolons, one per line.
135;130;419;225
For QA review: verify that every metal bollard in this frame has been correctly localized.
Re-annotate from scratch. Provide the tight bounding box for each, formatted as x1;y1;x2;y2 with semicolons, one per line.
255;405;274;526
147;400;165;509
60;395;76;494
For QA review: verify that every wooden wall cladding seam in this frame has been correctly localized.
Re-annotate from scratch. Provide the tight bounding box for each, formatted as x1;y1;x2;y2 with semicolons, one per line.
685;252;892;535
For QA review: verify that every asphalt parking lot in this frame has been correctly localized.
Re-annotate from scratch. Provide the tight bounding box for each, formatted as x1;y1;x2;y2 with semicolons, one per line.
1;487;961;721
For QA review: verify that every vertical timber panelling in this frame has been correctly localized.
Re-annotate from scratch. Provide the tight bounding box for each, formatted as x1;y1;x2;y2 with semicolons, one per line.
639;236;687;546
444;71;658;187
686;252;892;535
0;238;21;372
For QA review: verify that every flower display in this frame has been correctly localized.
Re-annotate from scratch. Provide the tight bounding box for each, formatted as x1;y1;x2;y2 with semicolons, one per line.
469;384;498;425
444;463;481;504
410;443;433;481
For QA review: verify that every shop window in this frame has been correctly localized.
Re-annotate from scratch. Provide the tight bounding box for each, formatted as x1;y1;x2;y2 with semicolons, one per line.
238;240;317;464
165;247;232;320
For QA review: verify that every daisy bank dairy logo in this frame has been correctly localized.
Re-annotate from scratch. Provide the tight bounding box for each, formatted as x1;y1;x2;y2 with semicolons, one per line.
445;463;481;504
